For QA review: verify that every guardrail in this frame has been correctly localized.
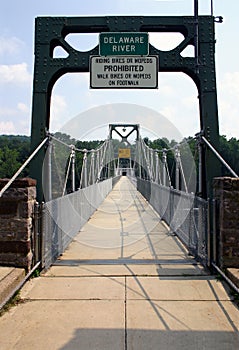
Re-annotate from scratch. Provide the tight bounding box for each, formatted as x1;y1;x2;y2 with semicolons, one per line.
42;178;113;270
137;178;208;266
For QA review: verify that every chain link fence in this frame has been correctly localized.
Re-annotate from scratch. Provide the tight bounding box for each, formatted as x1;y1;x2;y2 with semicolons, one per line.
42;179;113;269
137;178;208;266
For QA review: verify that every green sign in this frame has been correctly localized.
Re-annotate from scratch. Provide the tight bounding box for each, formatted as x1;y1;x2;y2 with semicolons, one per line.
99;32;149;56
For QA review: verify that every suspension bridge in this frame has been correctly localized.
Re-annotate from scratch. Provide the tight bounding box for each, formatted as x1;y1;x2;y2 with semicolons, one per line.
0;12;239;350
37;123;209;270
1;123;239;349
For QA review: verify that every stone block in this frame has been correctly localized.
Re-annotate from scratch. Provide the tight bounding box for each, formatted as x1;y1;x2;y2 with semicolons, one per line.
223;257;239;268
0;178;36;190
221;229;239;243
0;252;33;271
221;219;239;230
27;187;37;200
18;200;35;218
0;187;29;201
0;217;32;234
0;229;31;242
0;187;36;202
0;201;18;216
213;177;239;268
0;240;31;254
0;177;36;270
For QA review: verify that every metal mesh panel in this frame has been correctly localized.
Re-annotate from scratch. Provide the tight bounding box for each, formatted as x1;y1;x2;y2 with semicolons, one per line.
42;179;113;269
137;178;208;266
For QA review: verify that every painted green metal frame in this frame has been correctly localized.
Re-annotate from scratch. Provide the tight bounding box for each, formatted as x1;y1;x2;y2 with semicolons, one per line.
109;124;140;144
30;15;220;201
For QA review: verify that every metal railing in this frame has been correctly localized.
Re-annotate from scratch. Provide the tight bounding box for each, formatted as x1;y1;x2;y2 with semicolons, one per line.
137;178;208;266
42;178;114;270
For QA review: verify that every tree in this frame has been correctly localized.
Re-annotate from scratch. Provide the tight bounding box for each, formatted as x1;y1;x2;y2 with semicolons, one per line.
219;135;239;176
0;146;21;178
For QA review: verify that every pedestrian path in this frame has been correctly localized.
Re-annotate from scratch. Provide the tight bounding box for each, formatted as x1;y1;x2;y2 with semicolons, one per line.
0;177;238;349
0;267;25;308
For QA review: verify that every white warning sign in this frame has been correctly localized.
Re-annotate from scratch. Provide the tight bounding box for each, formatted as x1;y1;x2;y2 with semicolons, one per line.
90;56;158;89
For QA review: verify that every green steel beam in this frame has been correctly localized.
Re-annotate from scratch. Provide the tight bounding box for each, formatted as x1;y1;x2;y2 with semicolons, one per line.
109;124;140;142
30;15;220;201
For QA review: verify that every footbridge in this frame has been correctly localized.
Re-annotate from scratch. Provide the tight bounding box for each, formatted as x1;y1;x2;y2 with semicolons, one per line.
0;123;237;273
0;11;239;349
1;125;239;349
36;124;209;271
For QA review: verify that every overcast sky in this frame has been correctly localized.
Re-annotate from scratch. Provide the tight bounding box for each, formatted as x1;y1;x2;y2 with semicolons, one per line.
0;0;238;141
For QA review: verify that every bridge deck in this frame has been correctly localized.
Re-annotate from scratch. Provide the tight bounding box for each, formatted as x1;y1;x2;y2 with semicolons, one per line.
0;177;238;349
53;176;204;274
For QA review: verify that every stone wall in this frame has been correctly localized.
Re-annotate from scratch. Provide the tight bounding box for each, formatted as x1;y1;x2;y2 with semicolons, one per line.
213;177;239;268
0;178;36;271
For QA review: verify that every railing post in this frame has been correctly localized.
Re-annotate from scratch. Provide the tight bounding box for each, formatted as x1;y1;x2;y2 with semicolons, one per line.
33;202;41;266
150;149;154;182
138;141;142;179
80;150;88;188
155;152;159;184
162;150;167;186
114;157;117;177
71;145;76;192
90;151;95;185
175;146;180;191
198;137;203;195
116;157;120;176
208;198;214;267
45;139;52;202
84;151;88;187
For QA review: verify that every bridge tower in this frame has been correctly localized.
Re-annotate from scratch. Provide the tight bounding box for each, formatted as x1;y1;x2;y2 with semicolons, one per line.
30;15;220;201
109;124;140;144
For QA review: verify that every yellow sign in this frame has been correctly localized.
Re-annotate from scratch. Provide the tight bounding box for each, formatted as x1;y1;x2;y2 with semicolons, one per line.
118;148;131;158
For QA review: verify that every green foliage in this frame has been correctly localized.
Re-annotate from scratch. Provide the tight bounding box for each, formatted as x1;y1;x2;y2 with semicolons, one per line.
0;135;30;178
0;146;21;178
75;139;104;151
53;132;77;145
31;268;41;278
1;133;239;190
147;134;239;191
219;135;239;175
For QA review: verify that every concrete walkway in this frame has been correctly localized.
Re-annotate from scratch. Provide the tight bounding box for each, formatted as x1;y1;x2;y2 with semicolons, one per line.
0;267;25;308
0;177;238;349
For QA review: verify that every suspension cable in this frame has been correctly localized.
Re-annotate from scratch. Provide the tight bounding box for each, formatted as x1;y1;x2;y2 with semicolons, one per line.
202;136;239;178
50;134;86;153
50;133;110;188
140;135;197;154
50;133;107;155
0;137;49;198
62;149;74;196
140;137;175;185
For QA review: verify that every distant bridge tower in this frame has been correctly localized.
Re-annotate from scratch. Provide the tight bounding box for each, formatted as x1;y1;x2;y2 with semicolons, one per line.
109;124;140;144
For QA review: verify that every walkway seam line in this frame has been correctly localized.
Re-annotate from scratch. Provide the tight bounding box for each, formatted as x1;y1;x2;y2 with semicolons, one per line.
125;275;127;350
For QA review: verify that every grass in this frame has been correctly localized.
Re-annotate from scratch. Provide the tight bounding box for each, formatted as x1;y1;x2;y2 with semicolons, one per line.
0;291;26;317
31;268;41;278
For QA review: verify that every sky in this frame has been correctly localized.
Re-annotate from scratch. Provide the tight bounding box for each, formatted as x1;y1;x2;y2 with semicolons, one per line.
0;0;238;141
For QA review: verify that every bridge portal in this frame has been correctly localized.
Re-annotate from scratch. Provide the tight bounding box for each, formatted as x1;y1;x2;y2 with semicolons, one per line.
30;15;220;202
